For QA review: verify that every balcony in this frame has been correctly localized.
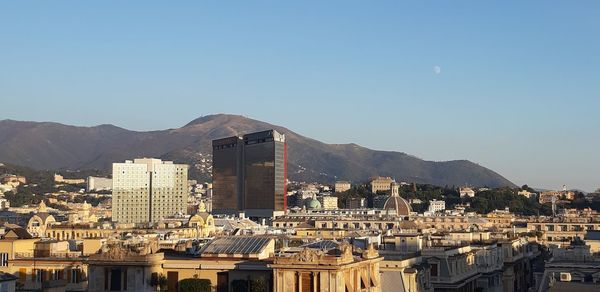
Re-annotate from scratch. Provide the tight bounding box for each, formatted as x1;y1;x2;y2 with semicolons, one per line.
14;252;83;259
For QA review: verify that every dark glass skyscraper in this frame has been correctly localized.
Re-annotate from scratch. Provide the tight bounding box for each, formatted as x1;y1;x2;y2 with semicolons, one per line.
211;130;287;218
212;136;244;214
243;130;287;217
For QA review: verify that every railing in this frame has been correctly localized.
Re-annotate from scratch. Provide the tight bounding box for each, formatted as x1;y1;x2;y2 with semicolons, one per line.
14;252;83;259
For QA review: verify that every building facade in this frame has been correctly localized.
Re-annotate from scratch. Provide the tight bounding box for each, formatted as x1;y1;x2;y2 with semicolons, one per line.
212;130;287;218
112;158;188;224
459;187;475;198
334;181;351;193
271;243;382;292
320;196;338;210
87;176;113;192
212;136;244;214
370;177;395;193
428;199;446;213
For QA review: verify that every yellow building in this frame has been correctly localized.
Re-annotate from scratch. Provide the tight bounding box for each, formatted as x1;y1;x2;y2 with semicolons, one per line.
334;181;351;193
370;177;394;193
27;201;56;238
54;174;86;185
87;236;275;292
271;243;382;292
187;201;215;237
295;228;350;240
0;237;89;291
320;196;339;210
380;255;431;292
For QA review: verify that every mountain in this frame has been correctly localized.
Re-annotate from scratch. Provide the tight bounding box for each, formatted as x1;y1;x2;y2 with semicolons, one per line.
0;114;515;187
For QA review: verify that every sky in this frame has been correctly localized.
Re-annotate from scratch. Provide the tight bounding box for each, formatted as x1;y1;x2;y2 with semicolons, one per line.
1;1;599;191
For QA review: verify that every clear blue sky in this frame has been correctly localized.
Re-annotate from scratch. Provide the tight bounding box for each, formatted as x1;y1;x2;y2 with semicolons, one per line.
1;1;599;191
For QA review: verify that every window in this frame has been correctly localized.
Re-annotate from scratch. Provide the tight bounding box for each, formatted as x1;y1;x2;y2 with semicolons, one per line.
430;263;438;277
70;269;81;283
51;270;60;280
33;269;42;283
0;253;7;267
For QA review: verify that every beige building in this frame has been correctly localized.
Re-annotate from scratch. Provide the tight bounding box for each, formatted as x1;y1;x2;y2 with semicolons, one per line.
271;243;382;292
370;177;395;193
87;176;112;192
459;187;475;198
26;201;56;238
112;158;188;224
0;237;90;291
0;174;26;188
415;215;493;231
87;239;163;292
54;174;86;185
334;181;351;193
320;196;338;210
527;217;600;244
517;190;536;198
539;190;576;203
88;236;275;292
186;201;215;237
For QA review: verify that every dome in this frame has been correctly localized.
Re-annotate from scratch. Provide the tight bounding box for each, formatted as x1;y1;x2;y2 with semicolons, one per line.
305;198;321;210
383;182;412;216
383;196;412;216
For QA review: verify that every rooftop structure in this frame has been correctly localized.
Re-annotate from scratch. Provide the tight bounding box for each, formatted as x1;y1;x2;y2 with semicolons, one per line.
200;236;274;259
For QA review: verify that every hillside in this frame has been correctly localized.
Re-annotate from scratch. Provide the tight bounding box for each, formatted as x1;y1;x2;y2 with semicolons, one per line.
0;114;515;187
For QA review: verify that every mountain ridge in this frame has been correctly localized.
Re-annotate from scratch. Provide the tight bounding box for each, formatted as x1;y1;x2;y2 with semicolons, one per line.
0;114;515;187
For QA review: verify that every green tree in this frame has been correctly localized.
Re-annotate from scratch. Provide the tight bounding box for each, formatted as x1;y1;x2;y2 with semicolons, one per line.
249;277;268;292
232;279;249;292
179;278;211;292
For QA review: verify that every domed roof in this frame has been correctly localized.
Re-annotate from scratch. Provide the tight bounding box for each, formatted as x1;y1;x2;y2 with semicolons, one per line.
383;182;411;216
305;198;321;210
383;196;412;216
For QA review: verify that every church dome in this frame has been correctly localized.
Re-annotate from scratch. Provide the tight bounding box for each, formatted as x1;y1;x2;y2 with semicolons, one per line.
383;196;412;216
383;182;412;216
305;198;321;210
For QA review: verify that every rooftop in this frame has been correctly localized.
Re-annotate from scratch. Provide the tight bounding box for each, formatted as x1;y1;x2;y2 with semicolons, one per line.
200;236;272;256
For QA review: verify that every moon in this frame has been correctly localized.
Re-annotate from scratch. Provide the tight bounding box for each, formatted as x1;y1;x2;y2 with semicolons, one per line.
433;66;441;75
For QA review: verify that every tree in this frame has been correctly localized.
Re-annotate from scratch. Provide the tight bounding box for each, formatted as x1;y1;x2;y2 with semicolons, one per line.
179;278;211;292
232;279;249;292
521;185;536;193
149;273;168;291
249;277;268;292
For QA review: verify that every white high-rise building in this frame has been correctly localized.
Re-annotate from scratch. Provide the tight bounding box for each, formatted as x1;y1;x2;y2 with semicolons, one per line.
87;176;113;192
112;158;188;224
428;199;446;213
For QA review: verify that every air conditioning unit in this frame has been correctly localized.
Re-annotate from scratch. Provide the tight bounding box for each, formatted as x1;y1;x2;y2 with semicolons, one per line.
559;272;571;282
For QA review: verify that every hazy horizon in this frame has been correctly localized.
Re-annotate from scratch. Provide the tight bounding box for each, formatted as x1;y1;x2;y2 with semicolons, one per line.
1;1;599;191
